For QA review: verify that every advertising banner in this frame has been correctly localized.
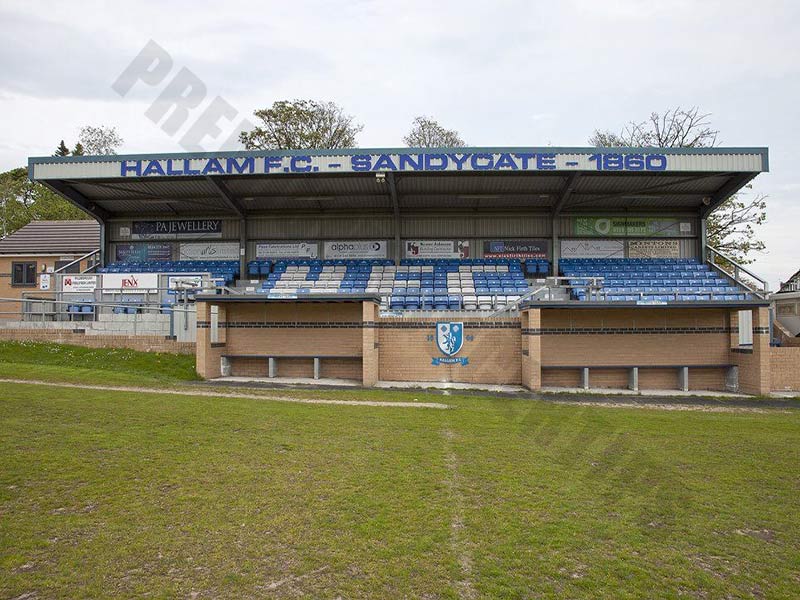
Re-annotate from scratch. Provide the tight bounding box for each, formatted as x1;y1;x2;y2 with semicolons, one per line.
483;239;549;259
101;273;159;293
405;240;470;259
574;217;694;237
255;242;319;259
560;239;625;259
114;243;172;262
324;240;387;259
62;274;98;293
179;242;240;261
628;239;681;259
131;219;223;240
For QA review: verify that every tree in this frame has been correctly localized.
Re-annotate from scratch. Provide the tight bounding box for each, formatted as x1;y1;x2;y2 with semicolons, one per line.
54;140;70;157
78;125;124;155
403;116;466;147
0;168;89;239
589;107;718;148
589;106;766;264
240;100;362;150
72;142;85;156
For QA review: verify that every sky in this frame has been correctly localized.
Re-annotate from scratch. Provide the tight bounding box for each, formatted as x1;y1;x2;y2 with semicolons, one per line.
0;0;797;287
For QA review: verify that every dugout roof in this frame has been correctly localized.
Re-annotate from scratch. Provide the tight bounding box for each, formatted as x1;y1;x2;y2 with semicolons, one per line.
28;147;768;221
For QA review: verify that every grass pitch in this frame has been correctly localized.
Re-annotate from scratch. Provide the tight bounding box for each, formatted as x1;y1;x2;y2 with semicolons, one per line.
0;341;799;598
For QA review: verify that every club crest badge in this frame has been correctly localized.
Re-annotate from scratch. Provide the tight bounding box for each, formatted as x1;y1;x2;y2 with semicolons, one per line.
433;322;468;365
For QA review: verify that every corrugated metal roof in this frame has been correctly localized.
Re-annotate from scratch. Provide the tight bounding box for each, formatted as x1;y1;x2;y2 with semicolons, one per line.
32;152;765;218
0;220;99;254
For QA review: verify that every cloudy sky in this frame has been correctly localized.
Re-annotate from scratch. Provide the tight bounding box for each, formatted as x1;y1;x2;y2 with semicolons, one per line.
1;0;797;286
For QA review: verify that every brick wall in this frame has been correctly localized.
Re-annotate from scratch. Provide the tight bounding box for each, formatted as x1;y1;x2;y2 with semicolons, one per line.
770;346;800;391
193;300;774;394
377;317;521;385
0;327;194;354
732;307;771;395
536;307;736;391
196;300;367;380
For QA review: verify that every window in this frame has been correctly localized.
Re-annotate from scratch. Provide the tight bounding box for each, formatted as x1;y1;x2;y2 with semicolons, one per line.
12;262;37;286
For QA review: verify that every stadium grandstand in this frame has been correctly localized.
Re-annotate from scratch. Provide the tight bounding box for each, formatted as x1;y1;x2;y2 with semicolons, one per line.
25;145;786;394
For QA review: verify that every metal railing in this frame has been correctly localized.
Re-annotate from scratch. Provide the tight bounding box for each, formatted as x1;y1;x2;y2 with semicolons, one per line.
53;249;101;274
705;245;769;298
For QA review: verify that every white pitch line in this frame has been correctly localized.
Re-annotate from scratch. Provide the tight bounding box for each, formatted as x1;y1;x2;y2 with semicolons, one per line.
0;378;449;409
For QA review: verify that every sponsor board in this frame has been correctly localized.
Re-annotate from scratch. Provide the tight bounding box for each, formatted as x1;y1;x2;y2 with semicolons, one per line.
628;239;681;259
560;239;625;259
62;275;98;293
483;239;549;259
115;243;172;262
179;241;240;261
405;240;470;259
102;273;159;293
131;219;223;240
574;217;694;237
324;240;387;259
255;242;319;259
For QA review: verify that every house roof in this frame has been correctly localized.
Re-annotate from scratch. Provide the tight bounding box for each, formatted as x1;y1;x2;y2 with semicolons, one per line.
0;220;100;255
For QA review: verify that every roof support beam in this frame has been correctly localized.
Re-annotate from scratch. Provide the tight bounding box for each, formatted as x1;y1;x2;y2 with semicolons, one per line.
387;173;401;262
205;176;246;218
700;172;756;218
552;172;581;216
43;180;111;221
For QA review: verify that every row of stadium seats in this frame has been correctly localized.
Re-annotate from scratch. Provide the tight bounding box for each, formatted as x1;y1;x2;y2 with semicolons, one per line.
261;260;532;299
560;258;749;302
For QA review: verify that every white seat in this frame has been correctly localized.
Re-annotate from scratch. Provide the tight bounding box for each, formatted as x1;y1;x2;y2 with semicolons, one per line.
463;295;478;310
477;295;493;310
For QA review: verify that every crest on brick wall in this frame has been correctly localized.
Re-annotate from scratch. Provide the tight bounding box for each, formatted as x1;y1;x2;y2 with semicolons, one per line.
436;322;464;357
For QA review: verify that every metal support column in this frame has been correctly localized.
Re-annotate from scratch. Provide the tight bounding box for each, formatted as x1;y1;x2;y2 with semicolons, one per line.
700;217;707;264
239;218;247;280
387;173;401;263
581;367;590;390
313;357;321;380
552;217;559;277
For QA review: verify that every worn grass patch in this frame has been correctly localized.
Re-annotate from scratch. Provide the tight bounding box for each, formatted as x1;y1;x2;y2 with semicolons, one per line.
1;342;799;597
1;375;799;598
